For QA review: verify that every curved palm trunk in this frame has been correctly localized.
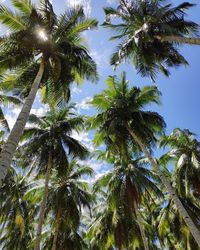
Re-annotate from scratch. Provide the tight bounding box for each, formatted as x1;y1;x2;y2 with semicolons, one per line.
0;60;45;187
127;126;200;247
51;207;62;250
133;201;149;250
155;35;200;45
35;151;52;250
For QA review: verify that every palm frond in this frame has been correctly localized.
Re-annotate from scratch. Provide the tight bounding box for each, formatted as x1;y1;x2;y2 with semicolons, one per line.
0;4;25;31
11;0;32;15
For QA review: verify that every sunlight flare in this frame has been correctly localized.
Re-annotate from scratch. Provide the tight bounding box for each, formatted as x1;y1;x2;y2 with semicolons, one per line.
37;29;48;41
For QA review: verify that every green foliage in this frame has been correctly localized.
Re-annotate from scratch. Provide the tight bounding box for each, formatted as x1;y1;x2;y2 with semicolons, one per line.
0;168;36;249
0;0;98;105
87;149;163;250
160;128;200;199
0;1;200;249
20;105;89;176
90;72;165;153
43;161;94;249
103;0;198;80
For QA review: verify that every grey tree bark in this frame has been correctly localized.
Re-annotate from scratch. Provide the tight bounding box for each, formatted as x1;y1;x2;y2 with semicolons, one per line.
0;59;45;187
156;35;200;45
34;151;52;250
127;126;200;247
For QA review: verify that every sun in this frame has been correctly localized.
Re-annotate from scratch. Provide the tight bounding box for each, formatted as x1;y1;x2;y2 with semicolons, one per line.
37;29;48;41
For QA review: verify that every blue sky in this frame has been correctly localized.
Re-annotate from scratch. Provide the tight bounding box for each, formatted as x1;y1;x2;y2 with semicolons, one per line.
1;0;200;177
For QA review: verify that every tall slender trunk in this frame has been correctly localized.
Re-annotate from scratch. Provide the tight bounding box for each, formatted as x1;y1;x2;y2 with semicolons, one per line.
155;35;200;45
0;59;45;187
51;207;62;250
133;201;149;250
126;126;200;247
34;151;52;250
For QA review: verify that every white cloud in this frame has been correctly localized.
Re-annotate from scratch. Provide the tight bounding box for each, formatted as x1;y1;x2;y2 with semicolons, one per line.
71;86;82;95
90;49;110;71
76;96;92;113
4;92;49;130
93;170;110;182
72;130;94;151
4;105;49;130
5;107;20;130
66;0;92;16
31;106;48;117
88;161;111;184
77;156;109;184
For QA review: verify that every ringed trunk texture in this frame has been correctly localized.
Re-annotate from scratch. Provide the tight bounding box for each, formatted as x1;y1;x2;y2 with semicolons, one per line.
34;151;52;250
133;201;149;250
127;126;200;247
0;60;45;187
51;207;62;250
155;35;200;45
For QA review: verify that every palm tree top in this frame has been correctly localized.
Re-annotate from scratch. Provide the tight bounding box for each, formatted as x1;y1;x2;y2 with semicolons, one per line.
0;0;98;88
20;105;89;175
90;72;166;151
160;128;200;152
103;0;199;79
159;128;200;198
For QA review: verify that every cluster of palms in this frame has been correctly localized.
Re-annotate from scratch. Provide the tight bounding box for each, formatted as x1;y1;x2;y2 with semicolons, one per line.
0;0;200;249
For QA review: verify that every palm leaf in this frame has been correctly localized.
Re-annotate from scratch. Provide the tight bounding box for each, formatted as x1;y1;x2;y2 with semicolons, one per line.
11;0;32;15
0;4;25;31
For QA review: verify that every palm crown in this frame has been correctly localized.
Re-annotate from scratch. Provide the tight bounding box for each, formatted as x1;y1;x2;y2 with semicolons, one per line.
21;105;89;175
90;72;165;152
103;0;199;79
0;0;98;100
160;128;200;198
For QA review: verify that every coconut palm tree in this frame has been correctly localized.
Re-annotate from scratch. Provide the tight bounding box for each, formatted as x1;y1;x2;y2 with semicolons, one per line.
0;167;36;249
103;0;200;79
0;0;98;186
160;128;200;199
90;72;200;246
43;160;93;250
93;152;163;250
20;105;89;250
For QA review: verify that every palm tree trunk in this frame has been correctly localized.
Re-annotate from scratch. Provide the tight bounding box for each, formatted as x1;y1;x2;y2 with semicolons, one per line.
51;207;62;250
126;126;200;247
34;151;52;250
155;35;200;45
0;59;45;187
133;201;149;250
